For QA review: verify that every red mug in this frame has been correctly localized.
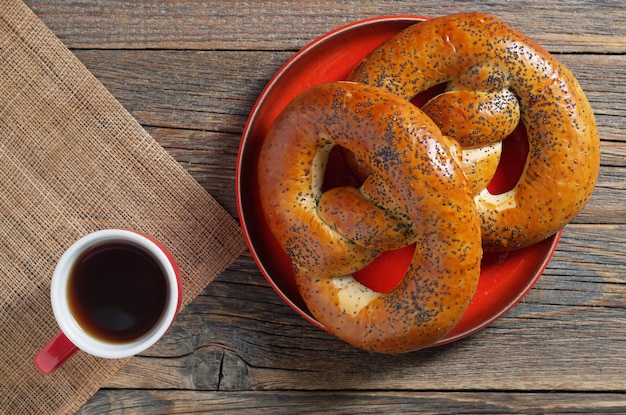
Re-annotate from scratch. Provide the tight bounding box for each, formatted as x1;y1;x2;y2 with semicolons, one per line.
35;229;182;374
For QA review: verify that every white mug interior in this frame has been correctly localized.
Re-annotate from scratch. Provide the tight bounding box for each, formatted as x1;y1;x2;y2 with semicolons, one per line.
50;229;179;359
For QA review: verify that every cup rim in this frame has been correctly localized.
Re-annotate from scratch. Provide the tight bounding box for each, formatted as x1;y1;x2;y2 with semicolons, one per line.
51;229;180;359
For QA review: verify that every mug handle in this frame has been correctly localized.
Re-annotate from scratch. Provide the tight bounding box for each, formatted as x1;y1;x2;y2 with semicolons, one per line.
34;331;78;374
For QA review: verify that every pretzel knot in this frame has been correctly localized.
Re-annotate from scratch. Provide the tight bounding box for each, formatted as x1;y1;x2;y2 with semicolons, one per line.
259;82;482;353
349;12;600;250
318;175;417;253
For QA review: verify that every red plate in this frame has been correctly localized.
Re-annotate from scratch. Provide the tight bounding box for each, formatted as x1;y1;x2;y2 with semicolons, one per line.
236;16;561;347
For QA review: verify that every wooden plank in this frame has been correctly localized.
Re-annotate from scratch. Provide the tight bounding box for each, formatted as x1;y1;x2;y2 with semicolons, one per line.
101;222;626;392
71;50;625;226
77;390;626;414
27;1;626;53
71;51;625;135
71;50;271;132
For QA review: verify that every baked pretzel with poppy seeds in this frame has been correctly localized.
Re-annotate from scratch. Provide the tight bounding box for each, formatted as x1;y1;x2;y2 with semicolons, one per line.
258;82;482;353
349;12;600;250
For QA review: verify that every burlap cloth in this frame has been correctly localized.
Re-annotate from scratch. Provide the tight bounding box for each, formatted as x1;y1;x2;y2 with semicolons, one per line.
0;1;247;413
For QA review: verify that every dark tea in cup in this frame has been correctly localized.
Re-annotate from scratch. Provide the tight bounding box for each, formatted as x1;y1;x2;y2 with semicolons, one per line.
68;242;169;344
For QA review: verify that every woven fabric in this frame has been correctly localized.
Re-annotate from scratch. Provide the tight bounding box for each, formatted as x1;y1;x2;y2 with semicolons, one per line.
0;1;246;413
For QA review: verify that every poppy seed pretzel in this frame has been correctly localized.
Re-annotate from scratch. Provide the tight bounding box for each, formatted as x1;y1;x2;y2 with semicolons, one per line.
349;12;600;250
258;82;482;353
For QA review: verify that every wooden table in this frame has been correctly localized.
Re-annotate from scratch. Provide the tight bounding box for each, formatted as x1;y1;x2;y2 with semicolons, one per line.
26;1;625;413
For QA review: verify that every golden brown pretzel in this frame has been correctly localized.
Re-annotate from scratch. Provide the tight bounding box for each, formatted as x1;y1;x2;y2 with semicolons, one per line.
258;81;482;353
349;12;600;250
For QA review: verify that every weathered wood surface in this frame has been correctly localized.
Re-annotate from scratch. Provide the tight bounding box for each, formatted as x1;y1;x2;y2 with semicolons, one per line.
22;1;626;413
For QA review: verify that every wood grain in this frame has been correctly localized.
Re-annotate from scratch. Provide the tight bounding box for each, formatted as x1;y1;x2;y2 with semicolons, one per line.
77;390;626;414
28;1;626;53
21;0;626;413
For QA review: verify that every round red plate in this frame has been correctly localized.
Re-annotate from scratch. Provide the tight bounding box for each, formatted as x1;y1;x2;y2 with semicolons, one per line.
236;16;561;347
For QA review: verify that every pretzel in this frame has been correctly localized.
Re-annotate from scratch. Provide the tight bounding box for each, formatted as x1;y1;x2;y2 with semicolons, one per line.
349;12;600;250
258;82;482;353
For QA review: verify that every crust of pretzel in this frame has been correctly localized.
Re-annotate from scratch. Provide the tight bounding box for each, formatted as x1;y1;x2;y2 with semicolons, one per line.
258;82;482;353
345;137;502;196
349;12;600;250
